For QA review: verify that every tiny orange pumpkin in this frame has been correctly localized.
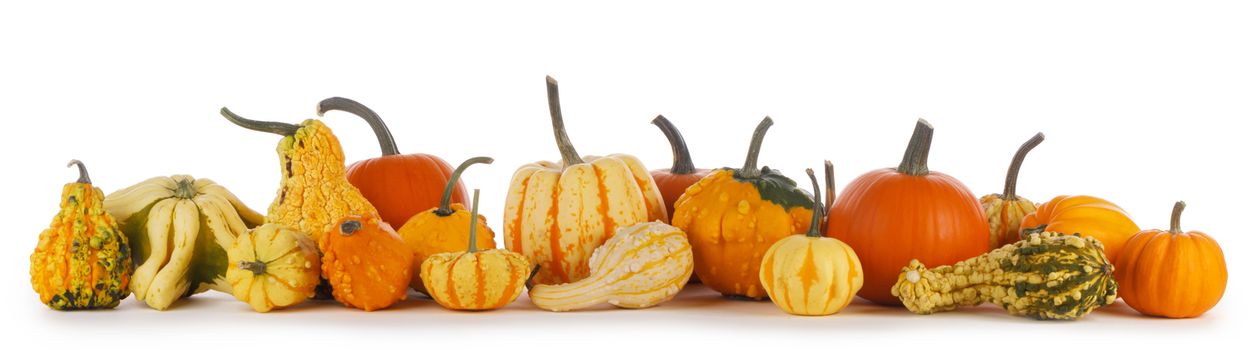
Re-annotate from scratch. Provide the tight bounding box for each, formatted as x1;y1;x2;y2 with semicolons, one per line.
1115;201;1227;318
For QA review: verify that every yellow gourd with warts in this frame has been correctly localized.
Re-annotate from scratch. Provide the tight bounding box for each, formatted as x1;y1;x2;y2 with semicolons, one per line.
421;190;531;311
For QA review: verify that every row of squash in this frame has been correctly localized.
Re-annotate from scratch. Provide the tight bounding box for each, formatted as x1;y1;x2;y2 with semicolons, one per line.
29;77;1227;320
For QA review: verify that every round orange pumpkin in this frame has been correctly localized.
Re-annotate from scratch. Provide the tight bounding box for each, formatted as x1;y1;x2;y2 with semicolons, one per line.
320;214;414;311
1115;202;1226;318
317;97;467;228
1020;195;1140;262
650;115;712;220
826;119;990;305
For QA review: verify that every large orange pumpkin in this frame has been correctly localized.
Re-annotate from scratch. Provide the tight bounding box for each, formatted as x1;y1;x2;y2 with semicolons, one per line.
317;97;467;228
826;119;989;305
1020;195;1140;262
1115;201;1226;318
649;115;712;220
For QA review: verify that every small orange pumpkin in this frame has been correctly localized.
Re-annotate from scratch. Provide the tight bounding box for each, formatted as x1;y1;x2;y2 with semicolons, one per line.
397;156;497;294
1020;195;1140;262
320;215;414;311
1115;201;1227;318
650;115;712;220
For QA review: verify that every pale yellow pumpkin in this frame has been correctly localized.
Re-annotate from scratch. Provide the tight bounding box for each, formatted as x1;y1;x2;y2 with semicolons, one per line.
225;224;321;313
503;76;667;285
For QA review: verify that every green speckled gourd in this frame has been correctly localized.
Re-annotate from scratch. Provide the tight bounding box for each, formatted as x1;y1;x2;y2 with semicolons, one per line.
890;231;1117;320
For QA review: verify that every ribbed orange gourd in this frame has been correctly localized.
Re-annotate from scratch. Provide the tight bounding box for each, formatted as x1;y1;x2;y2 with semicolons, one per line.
421;190;531;311
980;133;1045;250
398;157;497;294
760;168;863;316
1115;202;1227;318
320;215;413;311
503;76;667;285
672;117;815;300
318;97;467;228
826;119;990;305
650;115;712;220
1020;195;1139;262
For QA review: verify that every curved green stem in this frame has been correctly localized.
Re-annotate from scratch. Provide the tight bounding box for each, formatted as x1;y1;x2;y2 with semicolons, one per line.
897;119;934;176
219;107;300;136
1002;132;1045;199
822;160;835;232
66;159;91;184
1170;201;1186;234
739;117;774;178
652;115;697;174
546;76;583;167
316;97;400;156
466;189;482;253
436;157;493;216
804;168;823;238
239;261;267;275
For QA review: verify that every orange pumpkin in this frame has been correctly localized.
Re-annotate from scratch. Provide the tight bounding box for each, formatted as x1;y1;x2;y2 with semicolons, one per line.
320;215;414;311
396;156;497;294
826;119;990;305
1115;202;1226;318
1020;195;1140;262
318;97;467;228
650;115;712;220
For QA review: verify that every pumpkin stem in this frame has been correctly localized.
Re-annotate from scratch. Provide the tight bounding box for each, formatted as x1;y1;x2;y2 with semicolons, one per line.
822;160;835;232
316;97;401;156
466;189;482;253
66;159;91;184
1170;201;1186;234
739;117;774;178
804;168;824;238
897;119;934;176
1002;132;1045;199
173;177;197;199
219;107;300;136
546;76;583;167
436;157;493;216
652;115;697;174
339;220;362;237
239;261;267;275
524;264;542;290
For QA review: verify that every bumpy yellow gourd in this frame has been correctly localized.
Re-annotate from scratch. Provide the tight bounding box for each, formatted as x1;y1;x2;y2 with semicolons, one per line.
980;133;1044;249
529;221;693;312
226;224;321;313
760;168;863;316
30;160;132;310
399;157;497;294
421;190;531;311
891;231;1118;320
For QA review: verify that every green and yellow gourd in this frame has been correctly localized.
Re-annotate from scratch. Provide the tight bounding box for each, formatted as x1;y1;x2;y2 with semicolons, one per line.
891;231;1117;320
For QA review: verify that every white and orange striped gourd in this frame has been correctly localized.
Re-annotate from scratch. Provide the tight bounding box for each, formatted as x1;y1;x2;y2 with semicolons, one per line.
760;168;863;316
528;221;693;312
421;190;531;311
504;76;667;285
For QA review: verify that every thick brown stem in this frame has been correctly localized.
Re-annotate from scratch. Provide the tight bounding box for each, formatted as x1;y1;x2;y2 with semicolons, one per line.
651;115;696;174
739;117;774;178
239;261;267;275
897;119;934;176
1002;132;1045;199
66;159;90;184
823;160;835;232
1170;201;1186;234
219;107;300;136
804;168;823;238
436;157;493;216
546;76;583;167
466;189;482;253
316;97;400;156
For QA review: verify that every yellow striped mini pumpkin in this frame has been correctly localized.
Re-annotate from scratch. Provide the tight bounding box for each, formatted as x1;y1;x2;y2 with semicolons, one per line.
760;168;863;316
422;190;531;311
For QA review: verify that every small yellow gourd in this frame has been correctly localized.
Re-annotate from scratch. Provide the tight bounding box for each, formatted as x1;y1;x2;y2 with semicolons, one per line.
420;190;531;311
225;224;321;313
398;157;497;294
529;221;693;312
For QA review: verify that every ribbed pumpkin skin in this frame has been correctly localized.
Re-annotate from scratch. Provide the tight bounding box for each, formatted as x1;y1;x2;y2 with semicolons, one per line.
827;169;989;305
1115;203;1226;318
529;221;693;311
421;249;530;311
30;179;132;310
348;154;466;228
652;169;711;220
503;154;667;285
1020;195;1139;263
980;195;1038;249
266;120;380;244
672;169;813;299
320;215;413;311
225;224;321;313
398;202;496;293
760;235;863;316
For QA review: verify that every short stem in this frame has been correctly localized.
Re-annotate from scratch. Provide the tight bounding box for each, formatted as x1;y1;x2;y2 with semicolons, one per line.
316;97;401;156
173;178;197;199
804;168;823;238
524;264;541;290
651;115;696;174
339;220;361;236
822;160;835;233
897;119;934;176
435;157;493;216
239;261;267;275
1002;132;1045;199
66;159;91;184
546;76;583;167
739;117;774;178
219;107;300;136
1170;201;1186;234
466;189;482;253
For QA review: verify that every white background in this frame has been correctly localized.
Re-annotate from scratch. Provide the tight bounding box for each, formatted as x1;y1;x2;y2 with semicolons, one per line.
1;0;1247;348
